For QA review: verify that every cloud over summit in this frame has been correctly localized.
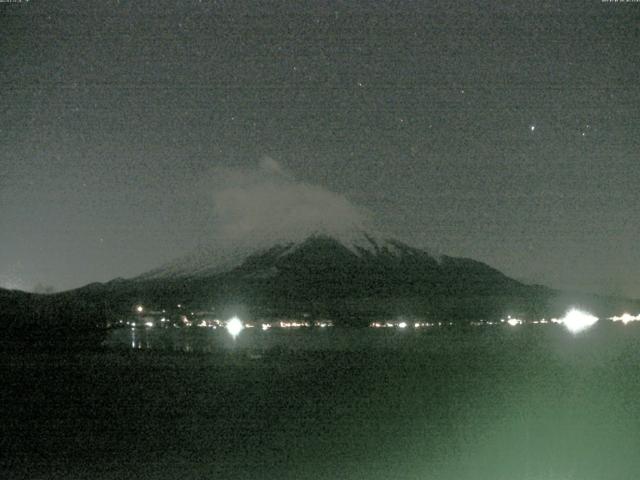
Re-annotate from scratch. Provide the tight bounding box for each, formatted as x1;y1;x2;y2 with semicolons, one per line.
206;157;375;248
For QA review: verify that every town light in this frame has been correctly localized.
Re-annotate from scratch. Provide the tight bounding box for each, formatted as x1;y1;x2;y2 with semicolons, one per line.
226;316;244;339
561;308;598;334
610;313;640;325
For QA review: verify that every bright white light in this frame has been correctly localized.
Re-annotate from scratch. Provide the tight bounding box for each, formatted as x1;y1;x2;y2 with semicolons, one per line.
144;321;154;328
621;313;635;325
226;316;244;338
261;323;270;331
530;125;536;132
398;322;407;329
136;305;143;313
507;318;522;327
561;308;598;334
610;313;640;325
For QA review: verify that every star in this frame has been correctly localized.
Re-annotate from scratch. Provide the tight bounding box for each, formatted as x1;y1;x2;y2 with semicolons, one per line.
530;125;536;132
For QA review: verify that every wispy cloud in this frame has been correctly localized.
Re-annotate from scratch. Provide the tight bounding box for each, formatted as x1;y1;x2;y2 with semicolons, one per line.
139;157;382;278
206;157;374;248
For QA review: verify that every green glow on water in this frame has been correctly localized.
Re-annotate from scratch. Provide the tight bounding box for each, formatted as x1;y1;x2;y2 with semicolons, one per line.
5;325;640;479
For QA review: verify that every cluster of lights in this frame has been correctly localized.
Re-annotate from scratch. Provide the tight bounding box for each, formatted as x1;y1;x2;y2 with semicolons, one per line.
130;304;638;337
128;305;336;331
368;309;601;334
470;320;499;326
610;313;640;325
504;316;524;327
276;320;311;328
259;320;334;329
224;316;334;339
502;316;562;326
196;318;224;329
369;321;442;329
530;319;555;325
503;310;599;333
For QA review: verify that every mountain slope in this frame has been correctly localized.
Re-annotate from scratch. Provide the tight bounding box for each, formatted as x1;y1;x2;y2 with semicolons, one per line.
228;234;523;297
136;230;442;280
111;233;555;323
4;233;638;333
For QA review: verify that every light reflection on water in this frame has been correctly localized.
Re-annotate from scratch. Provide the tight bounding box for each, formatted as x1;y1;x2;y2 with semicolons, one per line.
110;325;386;353
11;323;640;480
105;322;640;357
109;325;470;353
94;324;640;480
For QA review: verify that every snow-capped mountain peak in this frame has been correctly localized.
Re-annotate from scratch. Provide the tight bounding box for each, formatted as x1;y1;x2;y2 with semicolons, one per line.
136;230;438;281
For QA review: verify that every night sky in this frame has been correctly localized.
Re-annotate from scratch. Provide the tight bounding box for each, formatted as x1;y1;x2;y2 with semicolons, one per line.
1;0;639;297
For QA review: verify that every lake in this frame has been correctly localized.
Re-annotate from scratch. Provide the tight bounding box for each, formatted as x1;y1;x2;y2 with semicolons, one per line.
3;322;640;479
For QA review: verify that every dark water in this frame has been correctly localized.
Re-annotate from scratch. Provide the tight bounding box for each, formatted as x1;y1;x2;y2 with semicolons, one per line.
104;324;514;353
3;323;640;479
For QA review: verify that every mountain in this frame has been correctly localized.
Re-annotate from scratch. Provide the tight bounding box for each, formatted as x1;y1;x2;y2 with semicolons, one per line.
111;232;555;323
109;232;640;322
0;286;112;350
138;230;418;280
222;233;524;297
2;232;639;338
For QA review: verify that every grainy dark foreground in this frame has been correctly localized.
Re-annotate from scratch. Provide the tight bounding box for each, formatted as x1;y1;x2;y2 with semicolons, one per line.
2;326;640;480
